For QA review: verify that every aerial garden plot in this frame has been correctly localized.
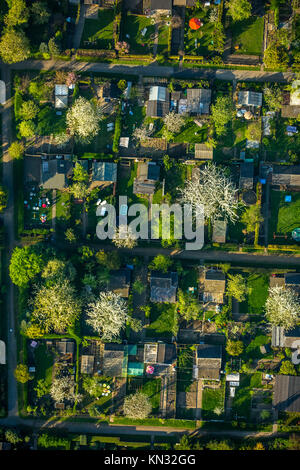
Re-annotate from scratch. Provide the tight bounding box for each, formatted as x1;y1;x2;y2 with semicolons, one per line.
269;191;300;244
184;5;218;57
80;9;115;49
230;17;264;56
120;13;155;54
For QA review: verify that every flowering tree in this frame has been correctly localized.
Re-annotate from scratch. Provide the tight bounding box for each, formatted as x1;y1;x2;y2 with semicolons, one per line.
123;392;152;419
66;97;102;142
50;376;82;404
86;291;129;340
112;225;138;249
132;125;150;143
53;132;70;149
66;72;77;87
31;280;81;333
163;112;185;134
115;41;130;53
179;163;240;222
265;286;300;331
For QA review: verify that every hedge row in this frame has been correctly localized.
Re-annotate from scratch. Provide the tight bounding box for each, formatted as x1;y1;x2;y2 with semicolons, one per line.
76;49;116;58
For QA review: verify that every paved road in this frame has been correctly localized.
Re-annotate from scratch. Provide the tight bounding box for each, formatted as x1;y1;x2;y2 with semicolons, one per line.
0;415;287;440
53;241;300;268
10;59;295;83
0;64;18;418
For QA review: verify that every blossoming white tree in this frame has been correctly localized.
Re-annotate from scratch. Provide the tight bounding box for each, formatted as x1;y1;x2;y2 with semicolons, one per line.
86;291;129;340
179;163;240;222
50;376;82;404
112;225;138;249
123;392;152;419
66;96;102;142
31;280;81;333
265;286;300;331
132;125;150;143
163;112;185;134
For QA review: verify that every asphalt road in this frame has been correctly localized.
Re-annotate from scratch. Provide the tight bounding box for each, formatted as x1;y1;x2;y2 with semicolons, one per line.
0;64;18;418
10;59;295;83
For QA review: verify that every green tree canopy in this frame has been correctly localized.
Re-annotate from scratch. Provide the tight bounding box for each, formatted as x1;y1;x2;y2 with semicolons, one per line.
0;185;8;212
19;119;35;139
211;95;235;136
177;289;202;321
73;161;89;183
148;254;172;273
226;339;244;356
226;274;248;302
241;205;263;233
279;360;297;376
4;0;29;27
30;2;50;25
20;100;39;120
264;42;289;69
226;0;251;22
9;246;45;287
95;249;121;270
14;364;31;384
0;28;30;64
8;141;24;159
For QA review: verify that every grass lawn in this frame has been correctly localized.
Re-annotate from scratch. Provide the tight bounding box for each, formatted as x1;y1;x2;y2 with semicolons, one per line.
157;24;170;56
240;273;269;315
83;376;114;415
146;303;177;340
184;7;215;56
244;336;271;361
180;267;198;292
231;372;264;420
269;190;300;242
127;377;161;414
177;346;194;392
80;9;115;49
231;17;264;56
162;162;186;202
117;162;148;207
36;105;66;136
264;118;300;161
74;116;115;155
202;384;225;420
231;374;252;419
173;119;209;144
227;206;246;244
121;13;155;54
56;191;71;231
34;342;54;387
122;102;145;136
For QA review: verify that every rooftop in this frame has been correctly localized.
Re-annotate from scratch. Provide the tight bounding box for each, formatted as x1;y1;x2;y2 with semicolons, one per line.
273;375;300;413
92;161;117;183
150;271;178;303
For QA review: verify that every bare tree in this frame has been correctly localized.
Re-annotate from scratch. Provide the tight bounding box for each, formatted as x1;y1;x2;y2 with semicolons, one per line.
179;163;240;222
265;286;300;331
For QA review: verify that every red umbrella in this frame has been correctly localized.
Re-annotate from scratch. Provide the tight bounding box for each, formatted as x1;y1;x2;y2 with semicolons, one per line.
189;18;202;30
